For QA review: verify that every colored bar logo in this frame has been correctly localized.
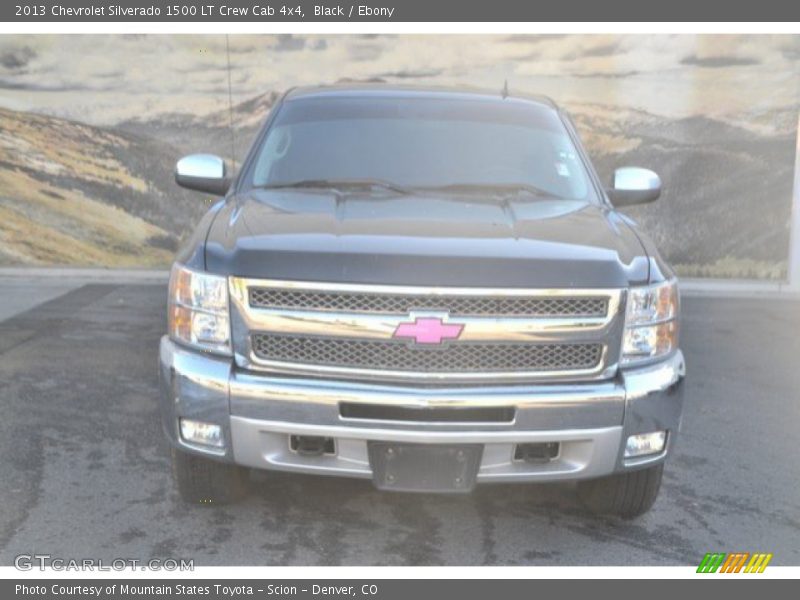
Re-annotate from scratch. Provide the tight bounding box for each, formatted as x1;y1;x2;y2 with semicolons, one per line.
697;552;772;573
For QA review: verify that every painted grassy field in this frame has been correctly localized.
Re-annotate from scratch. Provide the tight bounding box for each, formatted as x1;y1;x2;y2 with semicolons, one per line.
0;106;206;266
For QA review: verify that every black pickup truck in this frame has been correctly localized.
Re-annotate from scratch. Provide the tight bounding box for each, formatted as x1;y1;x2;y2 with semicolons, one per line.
159;85;685;518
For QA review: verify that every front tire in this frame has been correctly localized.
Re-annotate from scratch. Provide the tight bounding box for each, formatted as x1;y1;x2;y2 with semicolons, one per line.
577;464;663;518
171;448;249;505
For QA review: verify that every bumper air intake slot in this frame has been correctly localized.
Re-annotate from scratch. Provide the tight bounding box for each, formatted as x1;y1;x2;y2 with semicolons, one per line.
290;435;336;456
514;442;560;463
339;403;515;423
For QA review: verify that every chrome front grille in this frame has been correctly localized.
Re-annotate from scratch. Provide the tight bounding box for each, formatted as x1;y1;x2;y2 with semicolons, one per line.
252;335;604;374
230;278;624;383
249;287;608;318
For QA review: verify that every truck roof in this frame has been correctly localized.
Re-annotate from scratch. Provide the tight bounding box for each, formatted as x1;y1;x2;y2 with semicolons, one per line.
283;83;559;111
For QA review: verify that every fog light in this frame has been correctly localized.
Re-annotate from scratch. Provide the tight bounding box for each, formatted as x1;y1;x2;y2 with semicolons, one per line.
180;419;223;448
624;430;666;458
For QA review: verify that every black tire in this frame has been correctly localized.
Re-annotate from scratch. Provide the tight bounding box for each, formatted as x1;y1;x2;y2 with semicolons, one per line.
577;464;663;519
171;448;249;505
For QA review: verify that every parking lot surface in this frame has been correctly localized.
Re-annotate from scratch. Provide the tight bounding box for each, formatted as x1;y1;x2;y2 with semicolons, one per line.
0;280;798;565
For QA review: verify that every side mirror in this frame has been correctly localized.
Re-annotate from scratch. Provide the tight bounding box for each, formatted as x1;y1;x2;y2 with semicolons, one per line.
175;154;231;196
607;167;661;207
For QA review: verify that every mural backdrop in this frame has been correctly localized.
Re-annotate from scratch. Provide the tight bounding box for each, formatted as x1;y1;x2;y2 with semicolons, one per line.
0;34;797;277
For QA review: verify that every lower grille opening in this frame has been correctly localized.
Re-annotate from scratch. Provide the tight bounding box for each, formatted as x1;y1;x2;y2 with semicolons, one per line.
339;403;515;423
514;442;560;463
251;334;604;376
290;435;336;456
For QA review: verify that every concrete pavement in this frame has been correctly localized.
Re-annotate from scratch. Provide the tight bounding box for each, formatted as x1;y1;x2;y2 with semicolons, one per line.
0;280;798;565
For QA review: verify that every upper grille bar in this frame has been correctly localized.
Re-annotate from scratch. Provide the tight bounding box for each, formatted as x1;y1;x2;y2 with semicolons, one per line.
249;287;608;317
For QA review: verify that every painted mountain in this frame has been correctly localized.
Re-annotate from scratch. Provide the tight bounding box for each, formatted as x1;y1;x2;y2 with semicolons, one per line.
0;34;796;277
569;103;796;279
2;93;792;277
0;106;208;266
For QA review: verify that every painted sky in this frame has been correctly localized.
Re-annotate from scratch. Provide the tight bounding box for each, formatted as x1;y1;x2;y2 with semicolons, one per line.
0;34;797;131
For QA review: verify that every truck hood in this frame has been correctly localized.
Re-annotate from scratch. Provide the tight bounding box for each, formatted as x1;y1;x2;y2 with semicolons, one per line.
204;190;650;288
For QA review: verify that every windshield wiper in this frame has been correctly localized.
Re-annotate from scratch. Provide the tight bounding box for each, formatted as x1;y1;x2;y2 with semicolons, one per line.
416;182;562;199
257;178;412;195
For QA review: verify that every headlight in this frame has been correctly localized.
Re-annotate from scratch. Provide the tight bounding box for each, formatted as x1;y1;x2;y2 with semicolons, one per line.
622;280;679;365
168;263;231;355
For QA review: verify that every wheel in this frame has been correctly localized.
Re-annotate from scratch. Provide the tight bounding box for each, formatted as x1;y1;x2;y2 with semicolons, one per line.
577;464;663;518
171;448;249;505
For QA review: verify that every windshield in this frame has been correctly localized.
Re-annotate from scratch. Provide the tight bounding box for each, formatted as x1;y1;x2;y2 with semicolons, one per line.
246;95;597;202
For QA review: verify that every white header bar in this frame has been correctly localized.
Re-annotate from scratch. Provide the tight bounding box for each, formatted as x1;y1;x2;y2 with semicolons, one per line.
1;22;799;34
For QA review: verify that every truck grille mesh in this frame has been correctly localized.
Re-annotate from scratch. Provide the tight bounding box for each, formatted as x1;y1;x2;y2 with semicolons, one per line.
251;334;603;374
249;288;608;317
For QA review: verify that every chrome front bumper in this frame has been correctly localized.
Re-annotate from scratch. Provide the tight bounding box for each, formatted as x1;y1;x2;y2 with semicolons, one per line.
159;336;685;485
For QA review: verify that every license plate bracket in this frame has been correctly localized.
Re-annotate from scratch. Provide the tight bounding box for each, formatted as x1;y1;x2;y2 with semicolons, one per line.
368;442;483;493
